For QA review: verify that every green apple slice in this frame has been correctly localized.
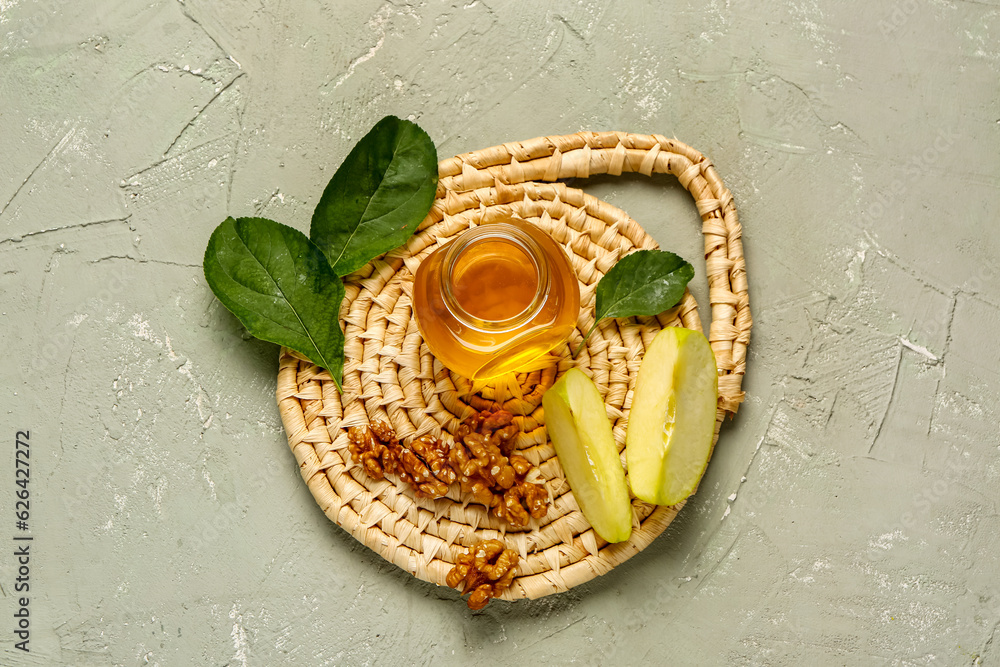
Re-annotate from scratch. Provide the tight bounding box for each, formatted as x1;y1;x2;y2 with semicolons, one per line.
626;327;718;506
543;368;632;543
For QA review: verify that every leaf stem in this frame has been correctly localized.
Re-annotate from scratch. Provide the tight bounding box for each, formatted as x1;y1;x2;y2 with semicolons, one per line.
572;321;600;358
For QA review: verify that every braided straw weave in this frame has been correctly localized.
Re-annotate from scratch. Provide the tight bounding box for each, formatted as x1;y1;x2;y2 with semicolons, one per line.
276;132;751;601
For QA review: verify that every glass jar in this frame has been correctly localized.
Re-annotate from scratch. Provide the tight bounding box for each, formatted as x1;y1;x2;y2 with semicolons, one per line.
412;218;580;380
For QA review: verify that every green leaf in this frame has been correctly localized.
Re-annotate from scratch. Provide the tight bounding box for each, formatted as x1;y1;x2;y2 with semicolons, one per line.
203;217;346;390
310;115;438;276
574;249;694;356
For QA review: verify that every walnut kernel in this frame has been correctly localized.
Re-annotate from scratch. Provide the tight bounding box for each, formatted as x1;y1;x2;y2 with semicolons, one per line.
446;539;519;610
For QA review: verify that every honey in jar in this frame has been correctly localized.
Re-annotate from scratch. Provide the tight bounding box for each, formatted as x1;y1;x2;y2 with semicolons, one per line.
412;218;580;380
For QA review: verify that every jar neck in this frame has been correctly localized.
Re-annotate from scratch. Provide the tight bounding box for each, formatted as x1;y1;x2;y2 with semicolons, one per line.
439;221;551;332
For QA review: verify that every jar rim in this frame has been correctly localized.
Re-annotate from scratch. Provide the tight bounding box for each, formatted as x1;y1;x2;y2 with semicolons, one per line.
439;220;551;332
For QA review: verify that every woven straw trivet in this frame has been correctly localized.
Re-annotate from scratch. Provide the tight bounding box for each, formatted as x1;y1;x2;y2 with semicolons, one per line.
276;132;751;601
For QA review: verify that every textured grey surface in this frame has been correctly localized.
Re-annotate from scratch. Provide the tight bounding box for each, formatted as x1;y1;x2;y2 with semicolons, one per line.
2;1;999;665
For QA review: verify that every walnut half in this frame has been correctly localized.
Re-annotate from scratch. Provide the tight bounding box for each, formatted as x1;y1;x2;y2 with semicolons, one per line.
446;539;519;610
347;425;400;480
398;434;457;499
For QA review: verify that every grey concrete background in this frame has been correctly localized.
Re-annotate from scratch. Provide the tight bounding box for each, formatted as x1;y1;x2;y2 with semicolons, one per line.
1;0;998;665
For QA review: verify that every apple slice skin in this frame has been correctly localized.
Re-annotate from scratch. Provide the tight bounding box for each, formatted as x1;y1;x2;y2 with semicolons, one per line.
543;368;632;543
626;327;718;506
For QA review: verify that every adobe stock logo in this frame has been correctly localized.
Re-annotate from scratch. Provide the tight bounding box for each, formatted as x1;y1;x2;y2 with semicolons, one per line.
878;0;921;37
860;128;959;227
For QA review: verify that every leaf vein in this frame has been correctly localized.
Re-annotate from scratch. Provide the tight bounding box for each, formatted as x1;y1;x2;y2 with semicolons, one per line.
327;137;409;272
232;224;331;369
